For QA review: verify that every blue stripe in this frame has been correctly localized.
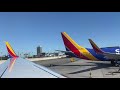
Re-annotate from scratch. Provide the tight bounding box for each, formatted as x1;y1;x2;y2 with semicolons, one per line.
87;46;120;61
87;48;107;61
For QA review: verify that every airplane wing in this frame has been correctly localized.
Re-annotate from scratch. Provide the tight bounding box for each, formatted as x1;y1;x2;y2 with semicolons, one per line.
0;41;66;78
101;52;120;60
0;57;65;78
89;39;120;60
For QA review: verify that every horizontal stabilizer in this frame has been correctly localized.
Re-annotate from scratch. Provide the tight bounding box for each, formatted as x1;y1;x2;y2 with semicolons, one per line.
55;50;72;53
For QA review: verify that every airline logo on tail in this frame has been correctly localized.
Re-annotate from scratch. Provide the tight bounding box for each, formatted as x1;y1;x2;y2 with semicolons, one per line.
61;32;99;60
5;42;18;58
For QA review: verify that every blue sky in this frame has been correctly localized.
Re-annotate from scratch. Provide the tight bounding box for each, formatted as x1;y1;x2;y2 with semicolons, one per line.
0;12;120;55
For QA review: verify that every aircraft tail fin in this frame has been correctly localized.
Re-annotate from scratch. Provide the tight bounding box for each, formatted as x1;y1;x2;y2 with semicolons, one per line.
5;41;18;58
61;32;79;52
61;32;89;59
88;39;104;54
61;32;99;60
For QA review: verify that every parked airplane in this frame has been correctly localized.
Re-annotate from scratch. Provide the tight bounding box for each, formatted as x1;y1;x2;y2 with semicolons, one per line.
89;39;120;65
0;41;65;78
59;32;120;66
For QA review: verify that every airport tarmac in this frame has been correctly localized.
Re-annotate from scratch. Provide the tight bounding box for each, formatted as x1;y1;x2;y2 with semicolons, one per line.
1;57;120;78
33;58;120;78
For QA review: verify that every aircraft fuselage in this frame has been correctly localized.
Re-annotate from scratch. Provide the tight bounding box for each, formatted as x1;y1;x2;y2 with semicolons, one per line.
65;46;120;61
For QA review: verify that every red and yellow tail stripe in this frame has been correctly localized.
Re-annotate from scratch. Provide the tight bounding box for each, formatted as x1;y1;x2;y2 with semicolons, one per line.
61;32;99;61
5;41;18;58
89;39;104;54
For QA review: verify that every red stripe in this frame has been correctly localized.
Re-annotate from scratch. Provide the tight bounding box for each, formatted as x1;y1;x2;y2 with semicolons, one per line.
91;44;103;53
61;33;89;60
6;46;17;57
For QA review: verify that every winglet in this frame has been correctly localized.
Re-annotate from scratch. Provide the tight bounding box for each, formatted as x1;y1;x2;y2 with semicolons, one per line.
88;39;104;54
5;41;18;58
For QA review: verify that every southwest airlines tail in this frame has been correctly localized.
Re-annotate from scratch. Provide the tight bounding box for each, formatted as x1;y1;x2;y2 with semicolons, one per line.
88;39;104;54
5;41;18;58
61;32;98;60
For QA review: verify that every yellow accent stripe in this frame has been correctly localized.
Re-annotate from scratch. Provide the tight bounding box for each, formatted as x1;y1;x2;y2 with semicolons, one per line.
5;42;16;56
63;32;99;61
